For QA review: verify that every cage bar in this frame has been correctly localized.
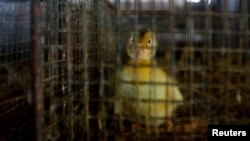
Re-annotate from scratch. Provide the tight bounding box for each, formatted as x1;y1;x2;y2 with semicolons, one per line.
30;0;43;140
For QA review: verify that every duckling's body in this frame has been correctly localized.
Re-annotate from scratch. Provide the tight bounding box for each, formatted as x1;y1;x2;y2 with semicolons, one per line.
115;27;183;129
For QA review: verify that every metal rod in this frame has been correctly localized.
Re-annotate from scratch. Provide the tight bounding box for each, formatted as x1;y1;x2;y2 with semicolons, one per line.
65;2;74;140
30;0;43;141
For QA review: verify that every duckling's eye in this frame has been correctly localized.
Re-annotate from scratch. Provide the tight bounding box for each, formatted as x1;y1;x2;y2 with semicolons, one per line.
148;39;151;44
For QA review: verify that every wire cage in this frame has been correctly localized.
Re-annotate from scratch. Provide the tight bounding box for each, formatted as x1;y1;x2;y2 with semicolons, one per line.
0;0;250;141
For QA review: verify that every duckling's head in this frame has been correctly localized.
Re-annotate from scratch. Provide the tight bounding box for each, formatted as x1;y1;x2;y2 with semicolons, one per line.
126;27;158;62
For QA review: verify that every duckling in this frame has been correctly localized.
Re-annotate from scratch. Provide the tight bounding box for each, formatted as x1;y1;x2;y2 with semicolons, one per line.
115;27;183;131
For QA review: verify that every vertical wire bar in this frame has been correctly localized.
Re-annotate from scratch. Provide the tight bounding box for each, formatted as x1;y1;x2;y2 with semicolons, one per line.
30;0;43;141
115;0;124;134
133;0;140;134
245;0;250;109
169;0;176;82
234;0;242;111
45;0;56;139
244;0;249;108
97;0;106;134
134;0;139;34
92;1;101;139
169;0;176;138
228;1;234;124
150;0;157;134
223;0;230;124
239;0;248;108
169;0;175;88
65;1;74;140
169;2;179;138
82;1;90;140
205;0;212;124
186;1;194;138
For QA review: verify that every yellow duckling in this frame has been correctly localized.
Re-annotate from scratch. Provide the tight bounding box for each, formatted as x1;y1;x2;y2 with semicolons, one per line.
115;27;183;131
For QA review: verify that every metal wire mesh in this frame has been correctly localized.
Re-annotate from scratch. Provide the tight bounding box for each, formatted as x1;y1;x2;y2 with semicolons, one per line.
42;0;118;140
42;0;101;140
0;1;33;140
0;0;250;141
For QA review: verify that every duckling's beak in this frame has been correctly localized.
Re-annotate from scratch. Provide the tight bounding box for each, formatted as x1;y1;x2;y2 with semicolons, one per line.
135;44;145;58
